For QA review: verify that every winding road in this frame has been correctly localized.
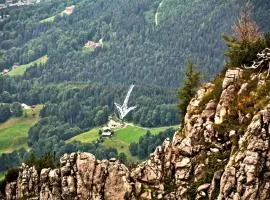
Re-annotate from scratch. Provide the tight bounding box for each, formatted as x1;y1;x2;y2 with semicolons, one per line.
155;0;165;26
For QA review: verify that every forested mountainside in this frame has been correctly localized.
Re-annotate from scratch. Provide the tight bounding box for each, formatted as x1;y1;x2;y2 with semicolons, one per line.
0;0;270;183
1;0;270;86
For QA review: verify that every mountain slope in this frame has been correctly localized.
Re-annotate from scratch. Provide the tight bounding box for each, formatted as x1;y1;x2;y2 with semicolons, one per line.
1;0;270;86
4;60;270;199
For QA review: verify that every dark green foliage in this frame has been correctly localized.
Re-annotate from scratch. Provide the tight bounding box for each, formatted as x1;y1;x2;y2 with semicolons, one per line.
0;91;12;103
265;32;270;47
0;142;120;174
199;72;224;109
0;104;11;123
0;153;55;193
10;102;23;117
223;35;266;67
129;128;175;160
129;143;137;156
0;0;269;83
164;178;177;194
0;102;23;123
0;167;19;195
118;152;127;164
177;61;200;117
25;152;55;174
0;149;27;172
4;168;19;183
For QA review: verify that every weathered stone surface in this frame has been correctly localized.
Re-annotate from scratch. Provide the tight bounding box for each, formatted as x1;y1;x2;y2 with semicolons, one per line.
215;85;237;124
222;68;243;89
202;100;217;119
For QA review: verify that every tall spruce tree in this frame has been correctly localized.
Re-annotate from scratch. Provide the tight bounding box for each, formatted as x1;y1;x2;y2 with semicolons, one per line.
177;60;200;118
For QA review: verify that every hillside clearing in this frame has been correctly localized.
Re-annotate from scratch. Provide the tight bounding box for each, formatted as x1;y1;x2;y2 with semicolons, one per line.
68;124;178;161
40;6;75;23
40;15;56;23
67;128;100;143
0;105;42;154
8;55;48;76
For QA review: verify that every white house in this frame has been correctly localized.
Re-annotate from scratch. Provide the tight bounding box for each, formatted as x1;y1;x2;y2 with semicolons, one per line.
21;103;30;109
101;127;112;137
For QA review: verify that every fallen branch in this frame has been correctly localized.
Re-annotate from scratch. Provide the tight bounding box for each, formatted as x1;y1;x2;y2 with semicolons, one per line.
242;48;270;78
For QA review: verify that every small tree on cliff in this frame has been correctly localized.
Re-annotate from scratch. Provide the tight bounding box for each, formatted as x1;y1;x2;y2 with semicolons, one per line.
177;60;200;119
223;1;265;67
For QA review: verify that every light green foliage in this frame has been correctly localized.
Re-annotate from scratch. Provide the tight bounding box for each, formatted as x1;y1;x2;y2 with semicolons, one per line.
68;125;177;161
102;125;177;160
40;15;56;23
67;128;100;143
0;172;4;181
0;105;42;154
40;6;72;23
8;55;48;76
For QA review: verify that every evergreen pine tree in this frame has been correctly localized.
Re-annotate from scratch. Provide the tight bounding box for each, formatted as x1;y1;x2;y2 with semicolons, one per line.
177;60;200;118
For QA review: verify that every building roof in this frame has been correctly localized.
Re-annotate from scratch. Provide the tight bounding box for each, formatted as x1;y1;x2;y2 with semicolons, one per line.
102;131;112;136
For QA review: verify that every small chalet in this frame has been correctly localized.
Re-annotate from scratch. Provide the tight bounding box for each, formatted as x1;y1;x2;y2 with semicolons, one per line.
12;63;19;69
21;103;30;109
64;5;75;15
84;41;103;49
101;127;112;137
3;69;9;75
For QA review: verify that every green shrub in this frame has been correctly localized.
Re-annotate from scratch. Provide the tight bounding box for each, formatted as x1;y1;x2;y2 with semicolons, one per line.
265;32;270;47
25;152;55;174
177;60;201;118
223;35;266;68
199;73;224;107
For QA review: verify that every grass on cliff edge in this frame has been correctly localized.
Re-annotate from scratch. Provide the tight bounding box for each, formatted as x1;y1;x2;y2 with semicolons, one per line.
68;124;178;161
0;172;4;181
0;105;42;154
8;55;48;76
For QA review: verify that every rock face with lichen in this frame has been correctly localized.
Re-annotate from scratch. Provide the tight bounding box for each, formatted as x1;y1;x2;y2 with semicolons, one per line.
4;67;270;199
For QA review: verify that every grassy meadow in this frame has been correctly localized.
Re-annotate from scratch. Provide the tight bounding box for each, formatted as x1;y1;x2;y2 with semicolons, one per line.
8;55;48;76
0;105;42;154
68;124;178;161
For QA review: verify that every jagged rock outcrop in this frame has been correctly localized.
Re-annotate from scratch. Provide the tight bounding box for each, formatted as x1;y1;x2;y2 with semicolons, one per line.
4;67;270;199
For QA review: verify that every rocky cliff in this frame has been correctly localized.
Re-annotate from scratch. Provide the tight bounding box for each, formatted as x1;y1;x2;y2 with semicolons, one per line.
4;67;270;200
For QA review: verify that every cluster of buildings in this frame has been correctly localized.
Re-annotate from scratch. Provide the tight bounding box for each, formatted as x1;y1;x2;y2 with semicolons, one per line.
100;117;124;137
0;0;40;10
